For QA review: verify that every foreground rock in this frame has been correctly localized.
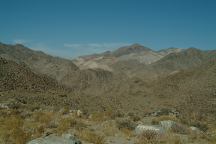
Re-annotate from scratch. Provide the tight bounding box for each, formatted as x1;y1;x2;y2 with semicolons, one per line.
159;120;176;130
135;124;164;135
27;134;81;144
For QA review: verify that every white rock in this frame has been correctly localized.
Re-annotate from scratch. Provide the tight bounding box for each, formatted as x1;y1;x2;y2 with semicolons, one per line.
159;120;176;130
190;126;202;134
135;124;163;135
76;110;82;117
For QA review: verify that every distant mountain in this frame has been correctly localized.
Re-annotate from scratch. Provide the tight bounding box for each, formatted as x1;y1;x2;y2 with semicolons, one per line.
0;43;114;89
151;59;216;120
0;43;79;81
111;43;152;57
0;41;215;122
150;48;216;74
74;44;183;71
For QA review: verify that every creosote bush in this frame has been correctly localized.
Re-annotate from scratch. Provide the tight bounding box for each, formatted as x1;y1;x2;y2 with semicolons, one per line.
116;118;136;130
57;117;76;135
76;129;105;144
135;130;158;144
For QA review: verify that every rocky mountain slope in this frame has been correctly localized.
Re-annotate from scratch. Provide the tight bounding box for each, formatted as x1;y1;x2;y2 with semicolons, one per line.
0;57;60;92
0;42;216;144
1;42;216;115
73;44;182;71
0;43;114;89
0;43;79;82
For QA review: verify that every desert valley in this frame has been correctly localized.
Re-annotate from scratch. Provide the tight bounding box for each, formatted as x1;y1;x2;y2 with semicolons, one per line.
0;43;216;144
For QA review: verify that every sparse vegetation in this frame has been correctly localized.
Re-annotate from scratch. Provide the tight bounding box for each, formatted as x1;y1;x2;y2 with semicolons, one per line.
76;129;105;144
116;118;136;130
0;115;30;144
135;130;159;144
1;43;216;144
151;115;179;125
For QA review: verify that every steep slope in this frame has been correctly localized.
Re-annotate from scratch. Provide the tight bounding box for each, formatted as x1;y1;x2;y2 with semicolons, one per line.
149;59;216;123
0;57;60;92
0;43;79;81
150;48;216;75
0;43;116;89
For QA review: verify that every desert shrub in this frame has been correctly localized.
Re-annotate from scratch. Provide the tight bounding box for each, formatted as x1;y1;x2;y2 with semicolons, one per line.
191;122;208;132
209;134;216;144
179;111;209;132
152;115;178;125
57;117;76;135
90;111;114;122
127;112;141;121
29;104;40;112
116;118;136;130
135;130;158;144
160;133;182;144
102;121;119;136
0;115;30;144
121;128;134;138
171;123;189;134
33;111;54;125
132;115;141;122
76;129;105;144
33;125;45;138
60;106;70;115
136;132;183;144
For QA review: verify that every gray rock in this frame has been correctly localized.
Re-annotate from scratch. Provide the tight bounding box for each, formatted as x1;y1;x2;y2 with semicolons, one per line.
189;126;202;134
0;103;9;109
27;134;81;144
135;124;164;135
159;120;176;130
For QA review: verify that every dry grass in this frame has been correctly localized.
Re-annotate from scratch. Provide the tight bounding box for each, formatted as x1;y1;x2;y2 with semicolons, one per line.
56;117;77;135
160;133;182;144
121;128;134;138
76;129;105;144
136;132;183;144
151;115;179;125
33;111;54;125
0;115;30;144
171;123;189;134
90;111;114;122
135;130;159;144
116;118;136;130
101;121;119;136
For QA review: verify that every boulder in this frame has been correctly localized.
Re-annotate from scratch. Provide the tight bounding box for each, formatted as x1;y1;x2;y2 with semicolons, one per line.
135;124;164;135
0;103;9;109
159;120;176;130
189;126;202;134
27;134;81;144
76;110;82;117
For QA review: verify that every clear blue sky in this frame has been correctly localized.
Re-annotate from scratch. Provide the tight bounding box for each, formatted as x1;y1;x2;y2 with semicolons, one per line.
0;0;215;58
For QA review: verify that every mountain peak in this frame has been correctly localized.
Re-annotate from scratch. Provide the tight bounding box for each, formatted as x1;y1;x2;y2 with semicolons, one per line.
128;43;151;51
112;44;152;57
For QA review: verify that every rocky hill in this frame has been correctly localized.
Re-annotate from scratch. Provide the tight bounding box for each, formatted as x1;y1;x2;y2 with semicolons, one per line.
0;43;79;82
0;43;114;89
0;57;60;92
